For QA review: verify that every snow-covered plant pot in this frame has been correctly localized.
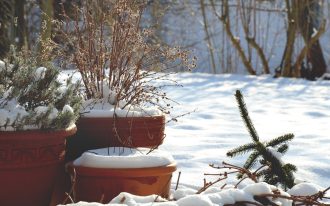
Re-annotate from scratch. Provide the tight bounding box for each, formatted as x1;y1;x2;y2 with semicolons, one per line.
0;125;76;206
0;56;81;206
63;0;195;161
66;104;166;161
67;147;176;203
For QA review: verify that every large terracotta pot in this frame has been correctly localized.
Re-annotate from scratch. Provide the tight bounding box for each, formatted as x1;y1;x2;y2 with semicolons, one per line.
66;115;165;161
68;162;176;203
0;126;77;206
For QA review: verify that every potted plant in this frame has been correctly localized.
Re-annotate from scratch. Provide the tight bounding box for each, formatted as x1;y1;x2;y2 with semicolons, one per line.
62;0;196;160
0;50;81;206
67;147;177;203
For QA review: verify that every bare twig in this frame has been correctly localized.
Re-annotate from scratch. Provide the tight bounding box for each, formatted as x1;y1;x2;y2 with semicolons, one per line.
175;171;182;191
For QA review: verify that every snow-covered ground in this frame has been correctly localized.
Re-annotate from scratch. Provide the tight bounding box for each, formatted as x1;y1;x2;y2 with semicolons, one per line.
163;73;330;188
60;72;330;205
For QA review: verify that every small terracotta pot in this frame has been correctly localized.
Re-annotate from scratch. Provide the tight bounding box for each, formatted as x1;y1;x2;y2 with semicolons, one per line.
66;115;165;161
0;126;76;206
68;162;176;203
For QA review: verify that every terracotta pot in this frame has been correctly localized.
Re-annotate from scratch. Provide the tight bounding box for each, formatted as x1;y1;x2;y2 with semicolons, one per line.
0;126;76;206
68;162;176;203
66;115;165;161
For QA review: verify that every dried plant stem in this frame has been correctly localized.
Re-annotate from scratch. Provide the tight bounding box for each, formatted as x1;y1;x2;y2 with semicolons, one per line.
175;171;182;191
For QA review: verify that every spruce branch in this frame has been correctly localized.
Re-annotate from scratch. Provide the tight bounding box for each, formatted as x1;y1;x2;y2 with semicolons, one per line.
277;144;289;154
226;142;257;157
262;147;295;188
266;133;294;148
235;90;259;142
228;90;297;189
243;151;260;170
282;163;297;173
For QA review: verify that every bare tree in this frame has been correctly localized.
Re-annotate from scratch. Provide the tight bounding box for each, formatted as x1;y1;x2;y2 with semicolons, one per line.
210;0;257;75
298;0;326;79
200;0;217;74
279;0;326;79
238;0;270;74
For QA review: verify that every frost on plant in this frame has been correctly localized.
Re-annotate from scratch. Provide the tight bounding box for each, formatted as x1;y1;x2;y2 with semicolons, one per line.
0;49;81;130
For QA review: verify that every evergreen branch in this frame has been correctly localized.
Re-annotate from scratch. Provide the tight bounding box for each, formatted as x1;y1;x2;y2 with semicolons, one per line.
243;151;260;170
227;142;257;157
266;133;294;147
262;147;295;188
255;168;269;179
229;90;296;189
262;147;286;176
235;90;259;142
282;163;297;173
276;144;288;154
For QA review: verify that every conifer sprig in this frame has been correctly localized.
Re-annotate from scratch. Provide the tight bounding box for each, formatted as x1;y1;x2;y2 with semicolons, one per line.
235;90;259;142
266;133;294;147
277;144;289;154
228;90;296;189
226;142;257;157
243;151;260;169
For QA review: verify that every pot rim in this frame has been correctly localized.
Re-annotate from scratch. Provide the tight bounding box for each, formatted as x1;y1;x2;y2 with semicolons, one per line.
67;162;177;177
79;115;165;120
0;124;77;139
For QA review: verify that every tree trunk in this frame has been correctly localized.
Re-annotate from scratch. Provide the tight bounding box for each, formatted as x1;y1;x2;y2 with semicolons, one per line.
299;0;326;78
210;0;256;75
200;0;217;74
307;40;326;77
280;0;298;77
0;0;13;58
13;0;27;50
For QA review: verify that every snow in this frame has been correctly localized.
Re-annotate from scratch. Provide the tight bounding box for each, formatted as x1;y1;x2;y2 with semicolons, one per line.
243;182;272;196
267;147;284;162
34;106;59;120
80;84;163;118
63;104;74;114
34;67;47;80
160;73;330;189
0;99;29;131
2;69;330;204
60;182;296;206
0;60;5;71
57;71;163;118
172;188;196;200
73;147;175;168
81;99;162;118
0;97;72;131
110;193;169;205
59;72;330;205
287;182;322;196
176;195;213;206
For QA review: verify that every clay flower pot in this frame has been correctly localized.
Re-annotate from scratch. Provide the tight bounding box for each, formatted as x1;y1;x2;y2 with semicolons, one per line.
66;115;165;161
0;125;77;206
68;147;176;203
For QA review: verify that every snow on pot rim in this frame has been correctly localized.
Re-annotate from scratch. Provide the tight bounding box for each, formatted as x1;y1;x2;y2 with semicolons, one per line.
0;124;77;136
0;98;76;131
81;99;163;118
73;147;175;168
